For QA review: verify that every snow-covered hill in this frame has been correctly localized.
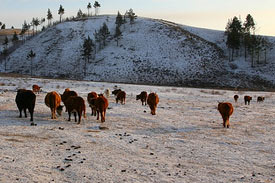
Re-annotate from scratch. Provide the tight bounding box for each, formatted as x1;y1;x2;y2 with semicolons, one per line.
1;15;275;90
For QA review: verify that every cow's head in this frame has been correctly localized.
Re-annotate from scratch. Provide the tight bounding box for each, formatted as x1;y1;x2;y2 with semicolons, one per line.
57;105;64;116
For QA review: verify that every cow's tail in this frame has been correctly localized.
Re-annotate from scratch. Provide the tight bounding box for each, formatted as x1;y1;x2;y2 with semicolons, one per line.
83;102;87;118
50;94;56;109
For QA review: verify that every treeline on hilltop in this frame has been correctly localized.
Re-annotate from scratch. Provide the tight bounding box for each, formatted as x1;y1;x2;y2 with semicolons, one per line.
225;14;273;67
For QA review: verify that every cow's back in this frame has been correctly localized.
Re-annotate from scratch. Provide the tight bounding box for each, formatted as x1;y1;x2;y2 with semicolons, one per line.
218;102;233;116
45;91;61;109
61;90;78;103
95;96;109;112
147;93;159;106
87;92;98;104
16;90;36;108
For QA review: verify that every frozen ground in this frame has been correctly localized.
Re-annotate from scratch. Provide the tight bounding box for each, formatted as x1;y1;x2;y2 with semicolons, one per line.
0;76;274;182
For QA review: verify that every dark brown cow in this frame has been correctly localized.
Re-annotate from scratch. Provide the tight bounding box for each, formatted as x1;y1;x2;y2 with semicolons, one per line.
32;84;42;94
233;95;239;102
15;89;36;121
136;91;148;105
87;92;98;116
244;95;252;105
116;91;126;105
147;93;159;115
112;89;122;96
94;95;109;122
66;96;86;124
61;89;78;111
45;91;63;119
218;102;234;128
257;96;265;102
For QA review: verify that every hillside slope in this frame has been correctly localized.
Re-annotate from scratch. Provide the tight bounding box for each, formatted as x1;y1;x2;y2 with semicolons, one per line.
1;15;275;90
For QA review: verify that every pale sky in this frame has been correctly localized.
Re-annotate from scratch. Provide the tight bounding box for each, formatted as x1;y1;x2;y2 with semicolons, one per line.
1;0;275;36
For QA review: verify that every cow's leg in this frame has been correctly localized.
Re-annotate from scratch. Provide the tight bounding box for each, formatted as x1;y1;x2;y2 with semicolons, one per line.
222;115;226;128
18;108;22;118
24;108;27;117
51;108;54;119
74;112;77;122
97;110;99;120
101;111;104;122
226;120;230;128
68;112;71;121
28;107;34;121
77;111;81;124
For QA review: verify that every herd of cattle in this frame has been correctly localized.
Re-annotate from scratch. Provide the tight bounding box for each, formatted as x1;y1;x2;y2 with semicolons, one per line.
15;85;160;125
14;85;265;128
218;94;265;128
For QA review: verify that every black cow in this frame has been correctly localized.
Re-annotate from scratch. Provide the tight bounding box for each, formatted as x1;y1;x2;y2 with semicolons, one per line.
15;89;36;121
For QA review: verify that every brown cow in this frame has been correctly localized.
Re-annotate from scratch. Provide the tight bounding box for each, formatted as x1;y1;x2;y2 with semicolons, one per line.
136;91;148;105
244;95;252;105
93;95;109;122
61;89;78;111
66;96;86;124
218;102;234;128
116;91;126;105
15;89;36;122
32;84;42;94
257;96;265;102
233;95;239;102
147;93;159;115
45;91;63;119
87;92;98;116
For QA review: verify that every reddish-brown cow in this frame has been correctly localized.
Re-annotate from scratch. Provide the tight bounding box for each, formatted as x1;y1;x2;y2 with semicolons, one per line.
257;96;265;102
32;84;42;94
147;93;159;115
93;95;109;122
218;102;234;128
136;91;148;105
87;92;98;116
244;95;252;105
45;91;63;119
61;89;78;111
116;91;126;105
66;96;86;124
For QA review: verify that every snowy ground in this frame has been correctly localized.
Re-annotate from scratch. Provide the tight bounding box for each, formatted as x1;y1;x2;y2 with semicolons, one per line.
0;76;274;182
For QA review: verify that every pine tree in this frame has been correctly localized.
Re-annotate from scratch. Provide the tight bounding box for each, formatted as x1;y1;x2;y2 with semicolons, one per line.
58;5;65;23
93;1;101;16
47;9;53;26
99;22;110;46
115;11;123;28
225;16;242;61
27;50;36;76
114;25;122;46
243;14;255;60
3;36;8;49
87;2;92;16
12;32;19;43
40;18;45;28
33;18;40;34
1;24;6;29
77;9;83;18
82;36;94;77
127;8;137;25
